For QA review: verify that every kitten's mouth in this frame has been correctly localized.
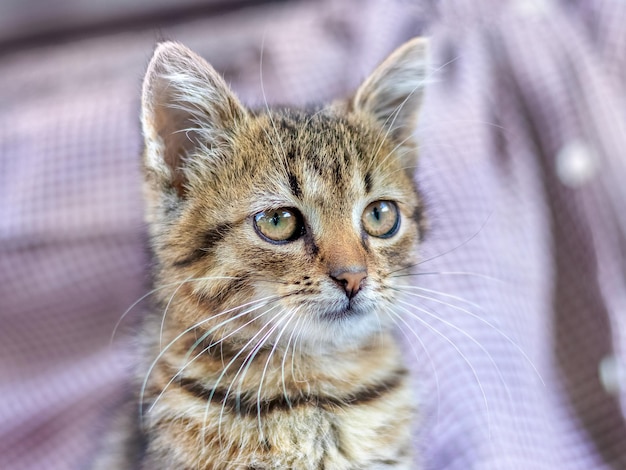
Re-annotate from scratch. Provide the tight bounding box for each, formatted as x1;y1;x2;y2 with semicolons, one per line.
320;299;365;321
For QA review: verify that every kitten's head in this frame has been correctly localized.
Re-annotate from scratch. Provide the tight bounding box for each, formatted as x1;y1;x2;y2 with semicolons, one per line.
141;39;428;350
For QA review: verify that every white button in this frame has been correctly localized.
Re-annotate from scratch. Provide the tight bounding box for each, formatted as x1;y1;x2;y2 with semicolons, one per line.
513;0;555;17
599;355;625;396
556;139;598;187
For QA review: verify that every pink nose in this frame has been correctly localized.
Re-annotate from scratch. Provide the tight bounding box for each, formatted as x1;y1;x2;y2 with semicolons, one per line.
331;269;367;299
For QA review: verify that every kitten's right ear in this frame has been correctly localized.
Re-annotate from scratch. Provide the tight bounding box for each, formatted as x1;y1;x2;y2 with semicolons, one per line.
352;37;429;144
141;41;247;196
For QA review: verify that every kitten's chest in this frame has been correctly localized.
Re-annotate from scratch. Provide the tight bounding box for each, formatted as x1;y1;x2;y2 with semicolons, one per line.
145;381;414;470
244;400;414;470
143;340;415;469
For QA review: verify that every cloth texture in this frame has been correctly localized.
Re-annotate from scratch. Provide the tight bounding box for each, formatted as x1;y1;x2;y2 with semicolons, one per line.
1;0;625;469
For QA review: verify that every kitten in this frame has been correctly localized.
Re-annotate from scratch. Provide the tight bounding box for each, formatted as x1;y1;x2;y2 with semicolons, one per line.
95;37;429;469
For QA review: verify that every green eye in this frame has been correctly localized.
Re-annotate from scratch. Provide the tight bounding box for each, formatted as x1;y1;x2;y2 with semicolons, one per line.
253;208;303;243
362;200;400;238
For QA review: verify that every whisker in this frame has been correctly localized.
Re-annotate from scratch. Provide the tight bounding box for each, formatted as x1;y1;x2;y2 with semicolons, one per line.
256;308;299;432
391;270;505;283
160;275;194;350
387;212;493;277
416;118;506;133
185;302;286;370
148;304;281;419
367;54;461;174
200;308;285;451
215;309;287;442
259;29;288;163
111;287;164;344
139;294;282;421
291;315;312;385
303;106;329;128
393;302;492;436
394;288;544;384
110;275;239;344
386;310;441;426
281;314;303;407
387;163;420;177
249;276;291;286
395;285;484;310
370;132;417;177
397;298;512;409
181;299;286;367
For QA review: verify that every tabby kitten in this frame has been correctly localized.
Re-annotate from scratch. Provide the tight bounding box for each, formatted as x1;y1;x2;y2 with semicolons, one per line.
97;37;429;469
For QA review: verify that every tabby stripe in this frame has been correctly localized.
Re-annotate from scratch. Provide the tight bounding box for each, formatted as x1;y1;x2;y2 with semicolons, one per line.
192;275;251;308
183;327;254;363
369;459;399;466
411;205;422;225
288;172;302;198
411;204;426;241
172;223;233;267
364;171;373;194
178;369;407;417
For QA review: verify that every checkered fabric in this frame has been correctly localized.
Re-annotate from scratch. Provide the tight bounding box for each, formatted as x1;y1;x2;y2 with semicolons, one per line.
1;0;625;469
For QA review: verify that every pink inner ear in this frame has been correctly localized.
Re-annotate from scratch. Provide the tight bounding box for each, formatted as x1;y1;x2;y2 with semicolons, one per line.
150;99;198;197
141;42;249;198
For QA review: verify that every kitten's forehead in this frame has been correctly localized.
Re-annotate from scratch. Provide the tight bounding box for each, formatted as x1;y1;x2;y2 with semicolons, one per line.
243;109;396;207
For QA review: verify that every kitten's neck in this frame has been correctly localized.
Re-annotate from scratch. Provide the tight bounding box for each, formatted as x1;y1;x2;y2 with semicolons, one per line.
150;327;405;408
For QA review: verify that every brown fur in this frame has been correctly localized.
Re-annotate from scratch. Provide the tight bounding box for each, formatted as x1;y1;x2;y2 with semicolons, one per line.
93;37;429;469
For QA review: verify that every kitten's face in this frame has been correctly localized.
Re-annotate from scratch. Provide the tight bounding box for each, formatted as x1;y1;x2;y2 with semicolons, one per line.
141;40;428;349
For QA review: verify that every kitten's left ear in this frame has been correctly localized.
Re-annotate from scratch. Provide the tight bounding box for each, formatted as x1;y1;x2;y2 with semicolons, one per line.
352;37;429;143
141;41;247;197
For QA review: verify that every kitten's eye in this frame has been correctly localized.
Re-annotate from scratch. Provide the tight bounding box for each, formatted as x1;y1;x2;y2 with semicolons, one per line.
254;209;303;243
362;200;400;238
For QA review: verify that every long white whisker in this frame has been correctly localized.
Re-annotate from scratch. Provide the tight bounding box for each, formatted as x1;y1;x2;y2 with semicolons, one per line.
148;304;280;418
398;298;512;408
139;294;281;421
392;271;506;283
394;302;492;436
369;132;416;177
368;54;461;173
395;289;544;384
396;285;484;310
291;315;311;385
256;308;299;432
303;106;328;128
202;308;284;452
215;309;287;442
160;275;194;350
416;118;506;133
181;301;282;367
110;275;239;343
259;30;288;163
388;214;493;279
281;314;303;406
386;310;441;426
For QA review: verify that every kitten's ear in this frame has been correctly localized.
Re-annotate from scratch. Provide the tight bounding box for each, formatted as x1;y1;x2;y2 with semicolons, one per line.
352;37;429;143
141;41;247;196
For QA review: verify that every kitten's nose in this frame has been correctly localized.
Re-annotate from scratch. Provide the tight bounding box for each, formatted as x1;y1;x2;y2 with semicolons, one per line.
331;269;367;299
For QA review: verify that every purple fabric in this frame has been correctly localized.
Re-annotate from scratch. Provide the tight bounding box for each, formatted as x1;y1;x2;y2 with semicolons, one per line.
1;0;625;469
411;1;626;467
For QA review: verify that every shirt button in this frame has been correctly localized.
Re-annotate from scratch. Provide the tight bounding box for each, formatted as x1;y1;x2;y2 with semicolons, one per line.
556;139;598;187
599;354;625;396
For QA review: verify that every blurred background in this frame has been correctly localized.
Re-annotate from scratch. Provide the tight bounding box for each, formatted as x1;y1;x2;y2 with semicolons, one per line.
1;1;625;469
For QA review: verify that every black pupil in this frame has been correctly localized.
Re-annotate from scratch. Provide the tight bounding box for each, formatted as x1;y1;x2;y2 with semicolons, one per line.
271;213;280;225
372;205;381;221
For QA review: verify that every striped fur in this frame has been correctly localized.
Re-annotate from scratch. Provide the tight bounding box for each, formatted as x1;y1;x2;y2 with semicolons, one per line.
94;38;428;470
